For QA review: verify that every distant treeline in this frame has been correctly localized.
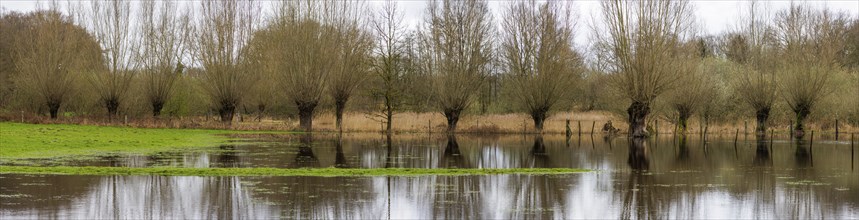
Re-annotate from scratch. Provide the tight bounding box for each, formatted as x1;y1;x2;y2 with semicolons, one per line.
0;0;857;137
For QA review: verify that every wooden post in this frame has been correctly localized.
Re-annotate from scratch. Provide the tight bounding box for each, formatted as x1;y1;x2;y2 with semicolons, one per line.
428;119;432;134
789;120;793;137
20;110;24;123
565;120;572;137
810;130;814;149
835;119;839;140
591;121;596;135
577;120;582;137
734;129;739;145
124;115;128;125
744;120;748;136
655;120;659;136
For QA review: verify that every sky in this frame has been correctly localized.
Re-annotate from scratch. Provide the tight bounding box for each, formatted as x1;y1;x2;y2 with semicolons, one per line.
2;0;857;47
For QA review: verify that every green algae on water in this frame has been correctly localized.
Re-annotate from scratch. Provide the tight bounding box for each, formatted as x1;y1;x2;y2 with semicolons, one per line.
0;122;291;161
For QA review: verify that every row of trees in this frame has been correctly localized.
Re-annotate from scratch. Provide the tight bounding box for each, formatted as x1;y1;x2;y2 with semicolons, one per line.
1;0;857;138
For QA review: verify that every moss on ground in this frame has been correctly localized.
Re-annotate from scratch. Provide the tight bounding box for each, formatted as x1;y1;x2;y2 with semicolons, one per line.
0;166;589;177
0;122;279;161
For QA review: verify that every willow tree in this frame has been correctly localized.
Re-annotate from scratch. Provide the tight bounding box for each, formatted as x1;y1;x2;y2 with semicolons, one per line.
13;9;101;119
195;0;259;123
501;0;581;132
773;5;849;138
420;0;494;133
137;0;191;117
724;1;778;137
597;0;695;137
327;2;373;132
266;1;345;131
74;0;136;118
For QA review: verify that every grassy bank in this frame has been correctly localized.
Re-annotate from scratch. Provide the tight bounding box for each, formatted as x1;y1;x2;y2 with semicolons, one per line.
0;166;589;177
0;122;266;161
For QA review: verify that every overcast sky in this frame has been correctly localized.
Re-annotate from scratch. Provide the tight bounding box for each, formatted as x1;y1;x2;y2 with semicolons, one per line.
2;0;857;47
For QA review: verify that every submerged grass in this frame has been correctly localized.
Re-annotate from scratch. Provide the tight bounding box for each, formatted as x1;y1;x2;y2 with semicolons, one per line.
0;122;288;161
0;166;589;177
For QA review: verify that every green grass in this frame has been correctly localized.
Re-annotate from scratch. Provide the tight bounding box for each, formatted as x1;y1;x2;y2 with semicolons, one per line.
0;122;265;161
0;166;590;177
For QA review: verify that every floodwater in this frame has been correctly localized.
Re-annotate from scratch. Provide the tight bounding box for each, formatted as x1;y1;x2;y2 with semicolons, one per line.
1;134;858;219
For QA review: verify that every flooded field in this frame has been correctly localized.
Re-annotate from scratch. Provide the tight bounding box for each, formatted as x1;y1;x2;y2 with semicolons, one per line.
2;134;858;219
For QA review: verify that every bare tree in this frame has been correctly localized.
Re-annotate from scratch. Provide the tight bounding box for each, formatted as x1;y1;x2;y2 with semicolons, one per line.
369;1;410;134
13;7;101;119
420;0;494;133
773;4;849;138
327;2;373;132
137;0;191;117
73;0;136;119
194;0;259;123
597;0;695;137
724;1;779;137
501;0;581;132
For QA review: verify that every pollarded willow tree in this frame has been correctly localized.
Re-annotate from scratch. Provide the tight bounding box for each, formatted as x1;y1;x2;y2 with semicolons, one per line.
597;0;696;137
420;0;494;133
724;1;779;137
13;9;101;119
666;39;723;134
773;4;849;138
195;0;259;123
327;2;373;132
74;0;136;118
501;0;581;132
137;0;191;117
267;0;362;131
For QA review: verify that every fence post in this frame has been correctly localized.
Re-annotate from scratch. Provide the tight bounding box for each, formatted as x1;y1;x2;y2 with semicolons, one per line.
591;121;596;135
565;120;572;137
577;121;582;137
835;119;839;140
789;120;793;138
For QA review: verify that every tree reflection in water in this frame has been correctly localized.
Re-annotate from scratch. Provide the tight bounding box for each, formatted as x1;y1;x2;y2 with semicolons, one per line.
294;134;318;168
3;134;859;219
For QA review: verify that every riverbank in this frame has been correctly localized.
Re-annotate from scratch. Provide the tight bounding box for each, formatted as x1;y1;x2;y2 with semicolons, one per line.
3;110;857;135
0;122;283;162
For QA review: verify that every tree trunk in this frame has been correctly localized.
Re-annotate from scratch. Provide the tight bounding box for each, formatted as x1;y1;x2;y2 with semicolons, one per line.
385;107;393;134
627;101;650;138
47;99;61;119
676;106;691;134
530;108;548;133
152;100;164;117
256;104;266;122
444;108;462;134
296;101;317;131
218;102;236;124
335;98;348;132
628;137;649;170
105;98;120;119
755;107;771;138
792;103;811;139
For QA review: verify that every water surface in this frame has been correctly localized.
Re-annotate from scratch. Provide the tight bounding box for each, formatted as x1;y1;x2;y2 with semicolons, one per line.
2;134;857;219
